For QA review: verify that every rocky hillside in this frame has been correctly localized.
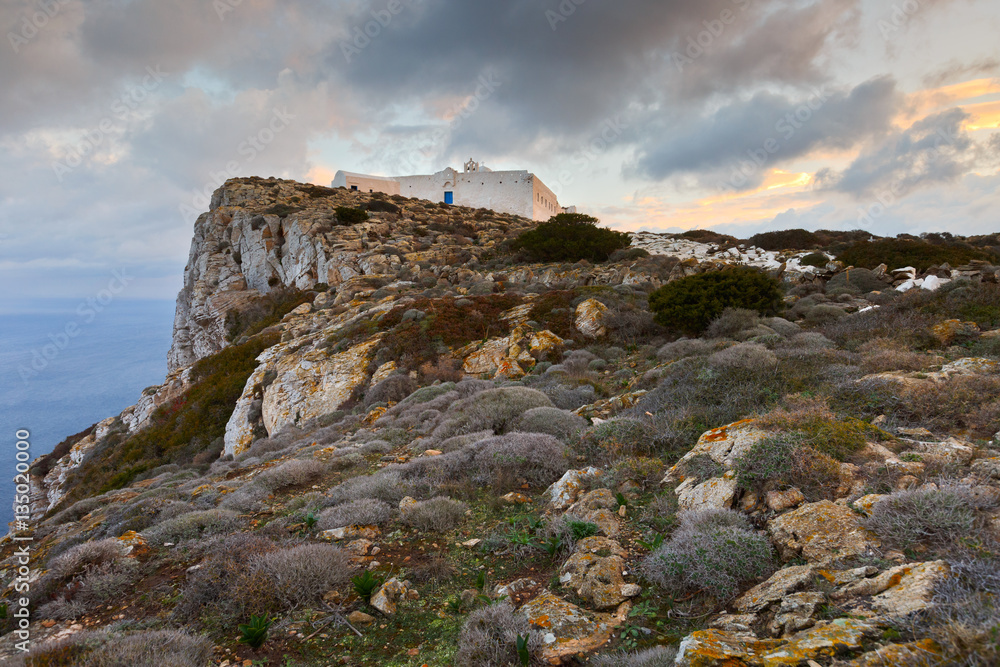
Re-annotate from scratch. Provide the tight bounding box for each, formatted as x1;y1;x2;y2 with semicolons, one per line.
3;177;1000;666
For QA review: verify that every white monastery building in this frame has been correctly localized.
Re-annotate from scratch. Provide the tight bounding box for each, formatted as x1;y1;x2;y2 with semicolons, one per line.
332;159;572;221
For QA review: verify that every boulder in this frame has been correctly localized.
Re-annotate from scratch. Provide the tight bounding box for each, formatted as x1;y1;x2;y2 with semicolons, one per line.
676;475;739;511
930;320;980;345
761;618;878;665
574;299;608;338
765;488;805;513
370;577;410;615
735;564;815;614
675;630;783;666
767;591;825;636
519;591;630;664
767;500;879;562
559;552;627;610
664;420;768;484
544;468;603;510
836;561;949;618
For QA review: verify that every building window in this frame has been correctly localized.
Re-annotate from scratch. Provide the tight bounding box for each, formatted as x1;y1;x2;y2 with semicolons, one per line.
350;185;358;191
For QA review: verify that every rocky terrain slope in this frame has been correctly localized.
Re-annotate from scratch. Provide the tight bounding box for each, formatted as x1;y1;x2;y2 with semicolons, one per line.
3;177;1000;666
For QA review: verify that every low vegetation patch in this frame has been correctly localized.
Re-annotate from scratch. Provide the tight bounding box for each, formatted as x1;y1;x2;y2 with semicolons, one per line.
648;267;783;335
511;213;631;263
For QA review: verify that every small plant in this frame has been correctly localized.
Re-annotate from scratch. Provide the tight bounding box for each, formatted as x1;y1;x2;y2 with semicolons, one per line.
615;492;629;508
303;512;318;531
567;520;599;540
637;533;664;551
238;614;273;650
534;535;564;558
516;634;532;666
351;570;383;602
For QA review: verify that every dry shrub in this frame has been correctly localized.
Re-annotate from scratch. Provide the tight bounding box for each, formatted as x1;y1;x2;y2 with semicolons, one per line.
865;488;983;553
656;338;714;361
707;342;778;372
787;447;842;501
576;418;656;463
642;510;775;602
434;387;553;438
174;534;281;623
256;543;354;608
255;458;325;492
609;456;666;490
857;338;934;374
756;396;885;461
897;374;1000;439
453;601;543;667
24;629;213;667
921;557;1000;666
318;499;397;529
402;497;468;532
705;307;763;339
364;375;418;409
513;406;587;441
325;469;416;505
469;432;570;490
591;647;678;666
142;509;242;544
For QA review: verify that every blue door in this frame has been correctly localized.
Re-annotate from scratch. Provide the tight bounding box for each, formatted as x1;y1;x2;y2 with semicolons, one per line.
444;191;454;204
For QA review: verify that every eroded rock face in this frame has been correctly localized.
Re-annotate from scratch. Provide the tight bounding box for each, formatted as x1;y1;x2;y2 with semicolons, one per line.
837;561;949;618
768;500;879;562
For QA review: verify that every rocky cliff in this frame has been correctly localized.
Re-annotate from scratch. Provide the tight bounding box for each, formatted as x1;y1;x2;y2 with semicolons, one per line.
6;179;1000;666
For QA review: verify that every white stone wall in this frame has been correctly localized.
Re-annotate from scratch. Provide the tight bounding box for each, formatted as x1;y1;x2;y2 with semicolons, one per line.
332;170;401;195
334;166;561;220
532;175;561;221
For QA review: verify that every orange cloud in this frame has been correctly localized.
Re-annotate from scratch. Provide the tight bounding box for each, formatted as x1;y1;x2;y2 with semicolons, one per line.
962;100;1000;131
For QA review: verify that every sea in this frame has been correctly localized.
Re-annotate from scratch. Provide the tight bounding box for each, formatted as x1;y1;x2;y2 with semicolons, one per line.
0;298;176;526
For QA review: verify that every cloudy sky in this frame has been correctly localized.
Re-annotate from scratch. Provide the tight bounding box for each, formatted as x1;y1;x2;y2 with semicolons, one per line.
2;0;999;299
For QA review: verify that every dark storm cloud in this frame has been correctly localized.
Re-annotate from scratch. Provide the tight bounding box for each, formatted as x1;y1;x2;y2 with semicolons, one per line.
816;107;977;198
626;76;901;189
331;0;863;148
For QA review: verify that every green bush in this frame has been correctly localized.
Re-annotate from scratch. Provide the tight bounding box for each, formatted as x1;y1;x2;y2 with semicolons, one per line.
511;213;631;263
799;252;829;268
825;267;886;294
838;238;996;272
749;229;820;250
648;267;783;335
364;199;401;214
335;206;370;225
